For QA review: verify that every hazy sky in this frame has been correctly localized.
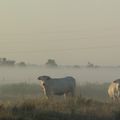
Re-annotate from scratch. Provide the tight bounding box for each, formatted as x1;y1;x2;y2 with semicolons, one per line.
0;0;120;65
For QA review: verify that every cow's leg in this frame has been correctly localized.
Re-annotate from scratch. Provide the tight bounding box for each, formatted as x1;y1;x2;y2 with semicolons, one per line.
113;94;119;103
71;90;75;97
64;93;67;99
64;92;72;99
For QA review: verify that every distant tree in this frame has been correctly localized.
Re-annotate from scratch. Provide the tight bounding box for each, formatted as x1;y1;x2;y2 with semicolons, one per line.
73;65;80;68
17;62;26;67
3;58;7;62
87;62;94;68
0;58;15;66
45;59;58;67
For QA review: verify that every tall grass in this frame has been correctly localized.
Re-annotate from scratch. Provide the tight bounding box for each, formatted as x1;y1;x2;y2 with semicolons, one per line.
0;82;118;120
0;82;110;101
0;96;118;120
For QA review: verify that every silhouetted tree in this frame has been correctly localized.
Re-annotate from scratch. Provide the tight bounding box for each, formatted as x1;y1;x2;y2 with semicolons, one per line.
0;58;15;66
45;59;58;67
17;62;26;67
87;62;94;68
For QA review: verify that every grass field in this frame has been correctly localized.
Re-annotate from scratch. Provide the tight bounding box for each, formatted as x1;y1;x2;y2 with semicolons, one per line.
0;83;119;120
0;82;109;101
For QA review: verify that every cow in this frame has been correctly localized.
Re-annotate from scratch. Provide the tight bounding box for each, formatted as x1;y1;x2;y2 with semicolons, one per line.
113;79;120;84
108;80;120;101
37;76;76;98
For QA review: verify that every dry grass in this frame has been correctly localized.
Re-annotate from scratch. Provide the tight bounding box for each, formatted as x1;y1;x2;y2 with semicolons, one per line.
0;83;119;120
0;96;119;120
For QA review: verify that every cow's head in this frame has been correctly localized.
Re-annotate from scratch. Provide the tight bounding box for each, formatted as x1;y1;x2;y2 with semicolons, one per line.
38;76;51;87
37;76;51;96
38;76;51;81
113;79;120;84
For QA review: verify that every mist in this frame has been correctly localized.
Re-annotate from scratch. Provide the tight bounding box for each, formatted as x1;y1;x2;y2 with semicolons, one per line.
0;66;120;85
1;1;120;119
0;0;120;65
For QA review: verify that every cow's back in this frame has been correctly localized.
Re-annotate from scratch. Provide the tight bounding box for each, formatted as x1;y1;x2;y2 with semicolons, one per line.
48;76;76;95
53;77;75;88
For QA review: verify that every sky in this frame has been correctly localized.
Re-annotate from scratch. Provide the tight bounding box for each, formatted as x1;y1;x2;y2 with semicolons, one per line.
0;0;120;65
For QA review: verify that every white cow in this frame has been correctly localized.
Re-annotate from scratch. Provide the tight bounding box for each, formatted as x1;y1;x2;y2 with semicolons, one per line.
108;79;120;101
113;79;120;84
37;76;76;98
